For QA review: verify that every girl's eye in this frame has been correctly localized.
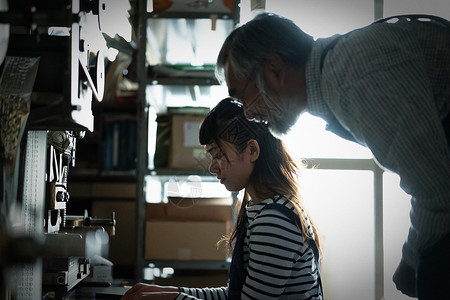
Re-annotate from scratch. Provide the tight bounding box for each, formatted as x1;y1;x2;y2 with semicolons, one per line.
212;153;223;160
206;146;225;161
209;150;224;161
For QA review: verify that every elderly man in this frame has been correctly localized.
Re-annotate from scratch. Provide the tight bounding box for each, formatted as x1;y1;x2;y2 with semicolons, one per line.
216;12;450;299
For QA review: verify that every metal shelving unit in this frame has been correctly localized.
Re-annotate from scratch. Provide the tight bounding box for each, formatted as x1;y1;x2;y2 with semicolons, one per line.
135;0;150;281
134;0;240;281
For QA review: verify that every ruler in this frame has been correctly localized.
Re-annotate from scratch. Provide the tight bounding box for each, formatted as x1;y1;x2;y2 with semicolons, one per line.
16;130;47;300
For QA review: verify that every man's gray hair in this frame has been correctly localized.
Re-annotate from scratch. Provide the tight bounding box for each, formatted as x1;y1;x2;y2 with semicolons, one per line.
216;12;314;93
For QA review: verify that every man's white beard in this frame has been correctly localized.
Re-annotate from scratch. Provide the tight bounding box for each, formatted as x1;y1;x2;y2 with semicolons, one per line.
268;126;287;140
268;113;298;140
262;93;300;140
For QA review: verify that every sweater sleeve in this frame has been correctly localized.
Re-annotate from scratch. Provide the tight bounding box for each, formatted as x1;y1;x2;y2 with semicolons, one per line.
174;286;228;300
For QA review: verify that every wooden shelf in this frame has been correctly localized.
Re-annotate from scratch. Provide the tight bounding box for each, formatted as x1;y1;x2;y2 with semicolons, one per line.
147;168;214;177
147;77;220;86
146;259;231;270
147;11;235;20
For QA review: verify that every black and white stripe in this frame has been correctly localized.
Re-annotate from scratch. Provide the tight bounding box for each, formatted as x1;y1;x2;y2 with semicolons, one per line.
176;195;322;300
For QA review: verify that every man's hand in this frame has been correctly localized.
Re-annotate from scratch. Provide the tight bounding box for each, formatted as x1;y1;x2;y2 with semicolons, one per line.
393;259;417;298
121;283;179;300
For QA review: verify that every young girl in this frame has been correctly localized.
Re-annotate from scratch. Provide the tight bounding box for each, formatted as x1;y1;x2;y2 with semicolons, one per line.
122;98;323;299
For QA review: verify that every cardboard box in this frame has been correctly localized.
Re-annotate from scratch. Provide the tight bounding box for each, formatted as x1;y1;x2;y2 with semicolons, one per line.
169;114;209;169
145;198;232;261
146;198;232;222
145;220;229;260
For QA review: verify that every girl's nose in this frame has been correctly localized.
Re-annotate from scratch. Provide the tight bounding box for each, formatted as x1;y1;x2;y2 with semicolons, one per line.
208;160;218;175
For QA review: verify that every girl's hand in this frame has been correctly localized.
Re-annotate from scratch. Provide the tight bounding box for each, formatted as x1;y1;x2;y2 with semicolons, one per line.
121;283;179;300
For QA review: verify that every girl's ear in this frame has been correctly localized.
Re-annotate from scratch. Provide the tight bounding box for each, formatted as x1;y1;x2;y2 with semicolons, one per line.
247;139;260;163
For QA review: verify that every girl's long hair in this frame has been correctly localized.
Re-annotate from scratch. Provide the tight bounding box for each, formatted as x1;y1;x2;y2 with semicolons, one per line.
199;98;321;257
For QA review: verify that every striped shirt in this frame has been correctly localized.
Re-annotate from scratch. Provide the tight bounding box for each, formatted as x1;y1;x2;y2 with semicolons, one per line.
305;17;450;269
175;195;322;299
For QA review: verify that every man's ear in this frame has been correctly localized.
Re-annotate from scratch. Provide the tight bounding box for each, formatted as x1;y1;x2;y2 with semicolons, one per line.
263;53;286;89
247;139;260;163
